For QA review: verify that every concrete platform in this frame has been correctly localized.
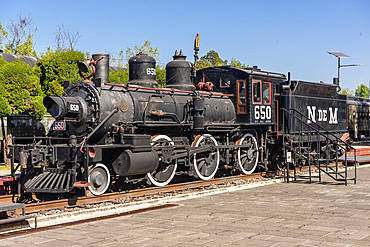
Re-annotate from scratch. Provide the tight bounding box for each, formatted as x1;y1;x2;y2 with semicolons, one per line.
347;145;370;156
339;155;370;164
0;169;20;178
0;166;369;246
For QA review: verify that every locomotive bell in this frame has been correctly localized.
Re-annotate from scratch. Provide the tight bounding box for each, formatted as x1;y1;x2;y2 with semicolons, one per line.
78;59;91;73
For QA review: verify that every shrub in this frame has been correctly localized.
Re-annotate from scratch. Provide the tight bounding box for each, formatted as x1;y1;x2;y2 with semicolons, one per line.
0;60;45;120
34;50;85;96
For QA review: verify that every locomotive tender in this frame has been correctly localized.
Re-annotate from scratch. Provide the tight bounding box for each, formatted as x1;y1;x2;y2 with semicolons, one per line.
8;44;360;197
347;96;370;140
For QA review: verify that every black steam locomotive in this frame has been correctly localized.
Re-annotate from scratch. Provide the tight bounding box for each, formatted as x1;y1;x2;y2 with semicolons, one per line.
8;42;364;197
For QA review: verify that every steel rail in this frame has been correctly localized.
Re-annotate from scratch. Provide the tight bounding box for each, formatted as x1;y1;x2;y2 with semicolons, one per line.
0;159;365;214
22;172;267;214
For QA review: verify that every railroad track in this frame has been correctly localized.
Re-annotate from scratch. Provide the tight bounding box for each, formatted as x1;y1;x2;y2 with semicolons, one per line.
1;171;271;215
0;163;365;239
0;160;362;215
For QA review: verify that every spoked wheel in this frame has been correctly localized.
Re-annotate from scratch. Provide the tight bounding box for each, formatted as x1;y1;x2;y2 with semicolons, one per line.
146;135;177;186
88;163;111;196
235;133;259;174
191;134;220;180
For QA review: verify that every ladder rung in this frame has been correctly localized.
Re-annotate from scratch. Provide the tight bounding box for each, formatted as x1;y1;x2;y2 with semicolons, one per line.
324;171;346;175
297;175;320;178
336;178;356;181
323;164;339;168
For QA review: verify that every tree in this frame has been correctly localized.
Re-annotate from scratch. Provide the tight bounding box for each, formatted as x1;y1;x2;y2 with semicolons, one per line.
355;84;370;98
110;50;125;68
34;50;86;96
197;50;227;69
229;58;246;68
2;14;38;56
0;22;8;49
55;24;81;52
123;41;160;68
196;50;246;69
339;88;354;96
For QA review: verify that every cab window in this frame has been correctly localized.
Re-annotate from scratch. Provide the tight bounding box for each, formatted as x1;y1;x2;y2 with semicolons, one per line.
262;82;271;104
238;81;246;104
220;77;231;88
252;80;261;103
237;80;247;114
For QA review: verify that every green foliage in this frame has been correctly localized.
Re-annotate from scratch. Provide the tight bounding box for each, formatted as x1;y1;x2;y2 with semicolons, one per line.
196;50;246;70
229;58;246;68
123;41;160;68
0;60;45;120
2;14;38;56
197;50;227;69
0;77;12;118
34;50;85;96
0;57;7;68
156;67;166;87
339;88;354;96
5;35;37;56
28;96;46;121
0;22;7;49
355;84;370;98
109;70;129;84
110;50;125;68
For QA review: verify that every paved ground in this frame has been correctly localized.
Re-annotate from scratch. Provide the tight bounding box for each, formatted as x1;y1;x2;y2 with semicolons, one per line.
0;166;369;247
0;168;20;178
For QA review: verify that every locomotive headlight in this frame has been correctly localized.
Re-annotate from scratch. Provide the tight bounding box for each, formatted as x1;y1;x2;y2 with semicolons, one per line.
44;96;65;119
44;96;84;121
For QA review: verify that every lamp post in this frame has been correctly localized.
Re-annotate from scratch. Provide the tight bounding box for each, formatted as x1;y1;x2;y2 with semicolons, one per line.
328;51;362;87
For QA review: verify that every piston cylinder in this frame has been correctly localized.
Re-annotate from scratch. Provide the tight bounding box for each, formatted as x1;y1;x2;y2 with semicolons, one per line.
112;150;159;176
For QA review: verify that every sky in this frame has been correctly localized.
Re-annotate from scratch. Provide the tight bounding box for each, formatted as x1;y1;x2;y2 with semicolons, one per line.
1;0;369;91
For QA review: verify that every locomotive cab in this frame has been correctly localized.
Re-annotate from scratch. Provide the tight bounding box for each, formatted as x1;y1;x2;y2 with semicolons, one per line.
196;66;286;128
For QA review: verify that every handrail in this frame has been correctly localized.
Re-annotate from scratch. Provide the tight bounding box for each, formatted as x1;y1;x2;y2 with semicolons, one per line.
281;108;355;151
290;108;352;147
281;107;357;185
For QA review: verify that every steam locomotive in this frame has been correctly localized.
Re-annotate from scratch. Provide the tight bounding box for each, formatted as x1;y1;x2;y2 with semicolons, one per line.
8;43;368;197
